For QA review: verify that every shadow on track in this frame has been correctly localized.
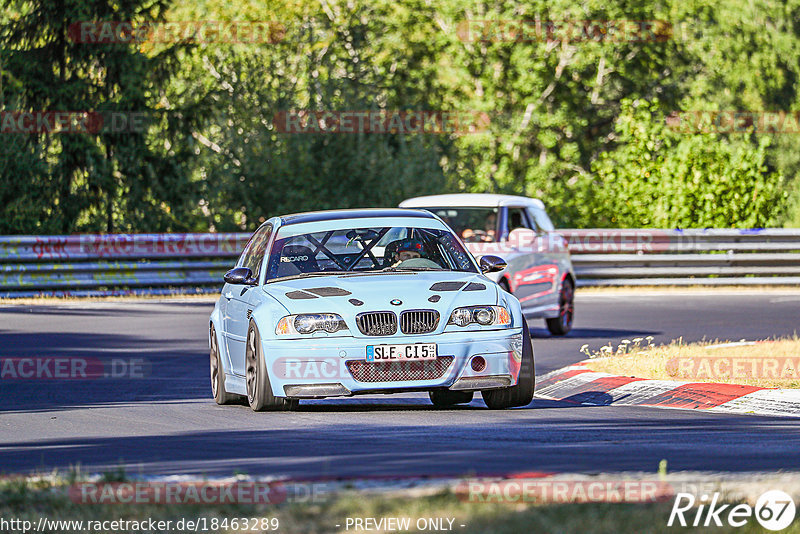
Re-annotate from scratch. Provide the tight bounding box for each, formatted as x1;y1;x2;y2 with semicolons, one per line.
0;331;209;413
2;410;799;479
529;327;660;339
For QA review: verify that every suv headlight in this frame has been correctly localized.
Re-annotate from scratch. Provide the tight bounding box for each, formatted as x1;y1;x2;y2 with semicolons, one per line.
276;314;349;335
448;306;511;327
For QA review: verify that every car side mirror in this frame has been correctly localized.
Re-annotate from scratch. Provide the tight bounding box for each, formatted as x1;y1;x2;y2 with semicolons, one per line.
479;255;507;273
224;267;257;285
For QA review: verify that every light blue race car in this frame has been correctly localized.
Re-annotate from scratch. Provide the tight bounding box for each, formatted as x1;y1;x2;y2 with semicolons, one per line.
209;208;535;411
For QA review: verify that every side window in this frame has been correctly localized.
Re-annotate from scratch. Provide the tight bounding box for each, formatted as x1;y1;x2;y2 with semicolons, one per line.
239;224;273;278
506;207;536;233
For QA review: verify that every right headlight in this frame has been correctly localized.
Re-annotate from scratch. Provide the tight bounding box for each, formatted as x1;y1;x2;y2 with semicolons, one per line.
448;306;511;327
276;313;349;335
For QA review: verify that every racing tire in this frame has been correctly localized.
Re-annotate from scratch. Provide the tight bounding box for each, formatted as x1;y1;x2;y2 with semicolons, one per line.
546;278;574;336
481;319;535;409
429;390;474;407
210;324;238;405
246;322;299;412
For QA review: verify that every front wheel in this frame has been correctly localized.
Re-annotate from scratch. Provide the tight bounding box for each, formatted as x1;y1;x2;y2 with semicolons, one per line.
481;319;535;409
246;322;298;412
546;278;574;336
210;324;238;405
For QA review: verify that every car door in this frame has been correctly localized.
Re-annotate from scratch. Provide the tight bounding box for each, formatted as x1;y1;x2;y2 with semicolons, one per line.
504;206;557;310
527;206;569;306
224;224;272;376
528;205;570;299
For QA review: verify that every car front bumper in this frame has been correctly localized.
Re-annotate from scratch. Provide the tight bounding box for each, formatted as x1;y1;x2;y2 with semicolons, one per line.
263;328;525;398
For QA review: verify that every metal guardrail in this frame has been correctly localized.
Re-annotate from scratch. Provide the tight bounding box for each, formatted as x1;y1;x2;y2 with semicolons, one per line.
0;234;247;298
560;229;800;286
0;229;798;297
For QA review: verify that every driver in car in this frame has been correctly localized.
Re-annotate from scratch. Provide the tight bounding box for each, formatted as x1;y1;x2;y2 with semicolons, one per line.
462;212;497;243
391;238;424;266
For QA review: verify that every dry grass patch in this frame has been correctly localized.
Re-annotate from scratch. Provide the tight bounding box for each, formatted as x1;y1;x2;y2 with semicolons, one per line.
583;337;800;389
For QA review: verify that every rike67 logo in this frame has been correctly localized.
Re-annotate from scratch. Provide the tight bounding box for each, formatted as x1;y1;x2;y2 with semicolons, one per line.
669;490;796;531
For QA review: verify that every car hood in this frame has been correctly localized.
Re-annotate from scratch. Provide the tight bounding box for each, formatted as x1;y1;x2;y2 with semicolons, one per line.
264;271;498;316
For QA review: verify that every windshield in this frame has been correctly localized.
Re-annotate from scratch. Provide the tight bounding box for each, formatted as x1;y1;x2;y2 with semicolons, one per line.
417;207;499;243
266;225;477;281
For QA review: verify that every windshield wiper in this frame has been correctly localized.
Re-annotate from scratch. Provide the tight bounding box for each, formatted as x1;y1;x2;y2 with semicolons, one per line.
380;266;443;272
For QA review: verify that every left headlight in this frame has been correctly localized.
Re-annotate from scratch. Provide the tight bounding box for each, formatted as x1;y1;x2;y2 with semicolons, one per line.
276;314;349;335
448;306;511;327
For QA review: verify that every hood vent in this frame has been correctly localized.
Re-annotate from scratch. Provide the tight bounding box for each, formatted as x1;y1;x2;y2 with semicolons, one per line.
429;281;466;292
463;282;486;291
306;287;352;297
286;290;318;300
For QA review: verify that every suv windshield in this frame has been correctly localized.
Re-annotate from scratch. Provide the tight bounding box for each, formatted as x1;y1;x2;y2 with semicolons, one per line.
418;207;498;243
266;225;477;281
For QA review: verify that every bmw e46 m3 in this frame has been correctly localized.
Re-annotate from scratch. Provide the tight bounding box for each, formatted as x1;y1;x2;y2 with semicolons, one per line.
209;208;534;411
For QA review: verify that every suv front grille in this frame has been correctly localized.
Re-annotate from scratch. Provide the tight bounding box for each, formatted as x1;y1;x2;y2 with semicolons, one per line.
346;356;454;382
356;311;398;336
399;310;439;334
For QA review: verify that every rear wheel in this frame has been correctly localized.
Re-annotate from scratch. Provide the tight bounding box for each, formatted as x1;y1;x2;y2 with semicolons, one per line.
429;390;474;407
246;322;298;412
546;278;574;336
210;324;237;405
481;319;535;409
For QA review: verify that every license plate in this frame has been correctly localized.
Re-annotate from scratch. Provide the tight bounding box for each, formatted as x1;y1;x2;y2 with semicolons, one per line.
366;343;438;362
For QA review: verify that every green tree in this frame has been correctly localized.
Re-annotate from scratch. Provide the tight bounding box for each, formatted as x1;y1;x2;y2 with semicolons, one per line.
589;99;786;228
165;0;455;230
0;0;197;233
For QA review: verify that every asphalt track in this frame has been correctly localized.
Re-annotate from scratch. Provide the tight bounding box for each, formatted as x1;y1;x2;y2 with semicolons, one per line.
1;291;799;479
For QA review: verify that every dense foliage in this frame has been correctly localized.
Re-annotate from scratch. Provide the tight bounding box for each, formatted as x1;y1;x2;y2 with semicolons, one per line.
1;0;798;233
